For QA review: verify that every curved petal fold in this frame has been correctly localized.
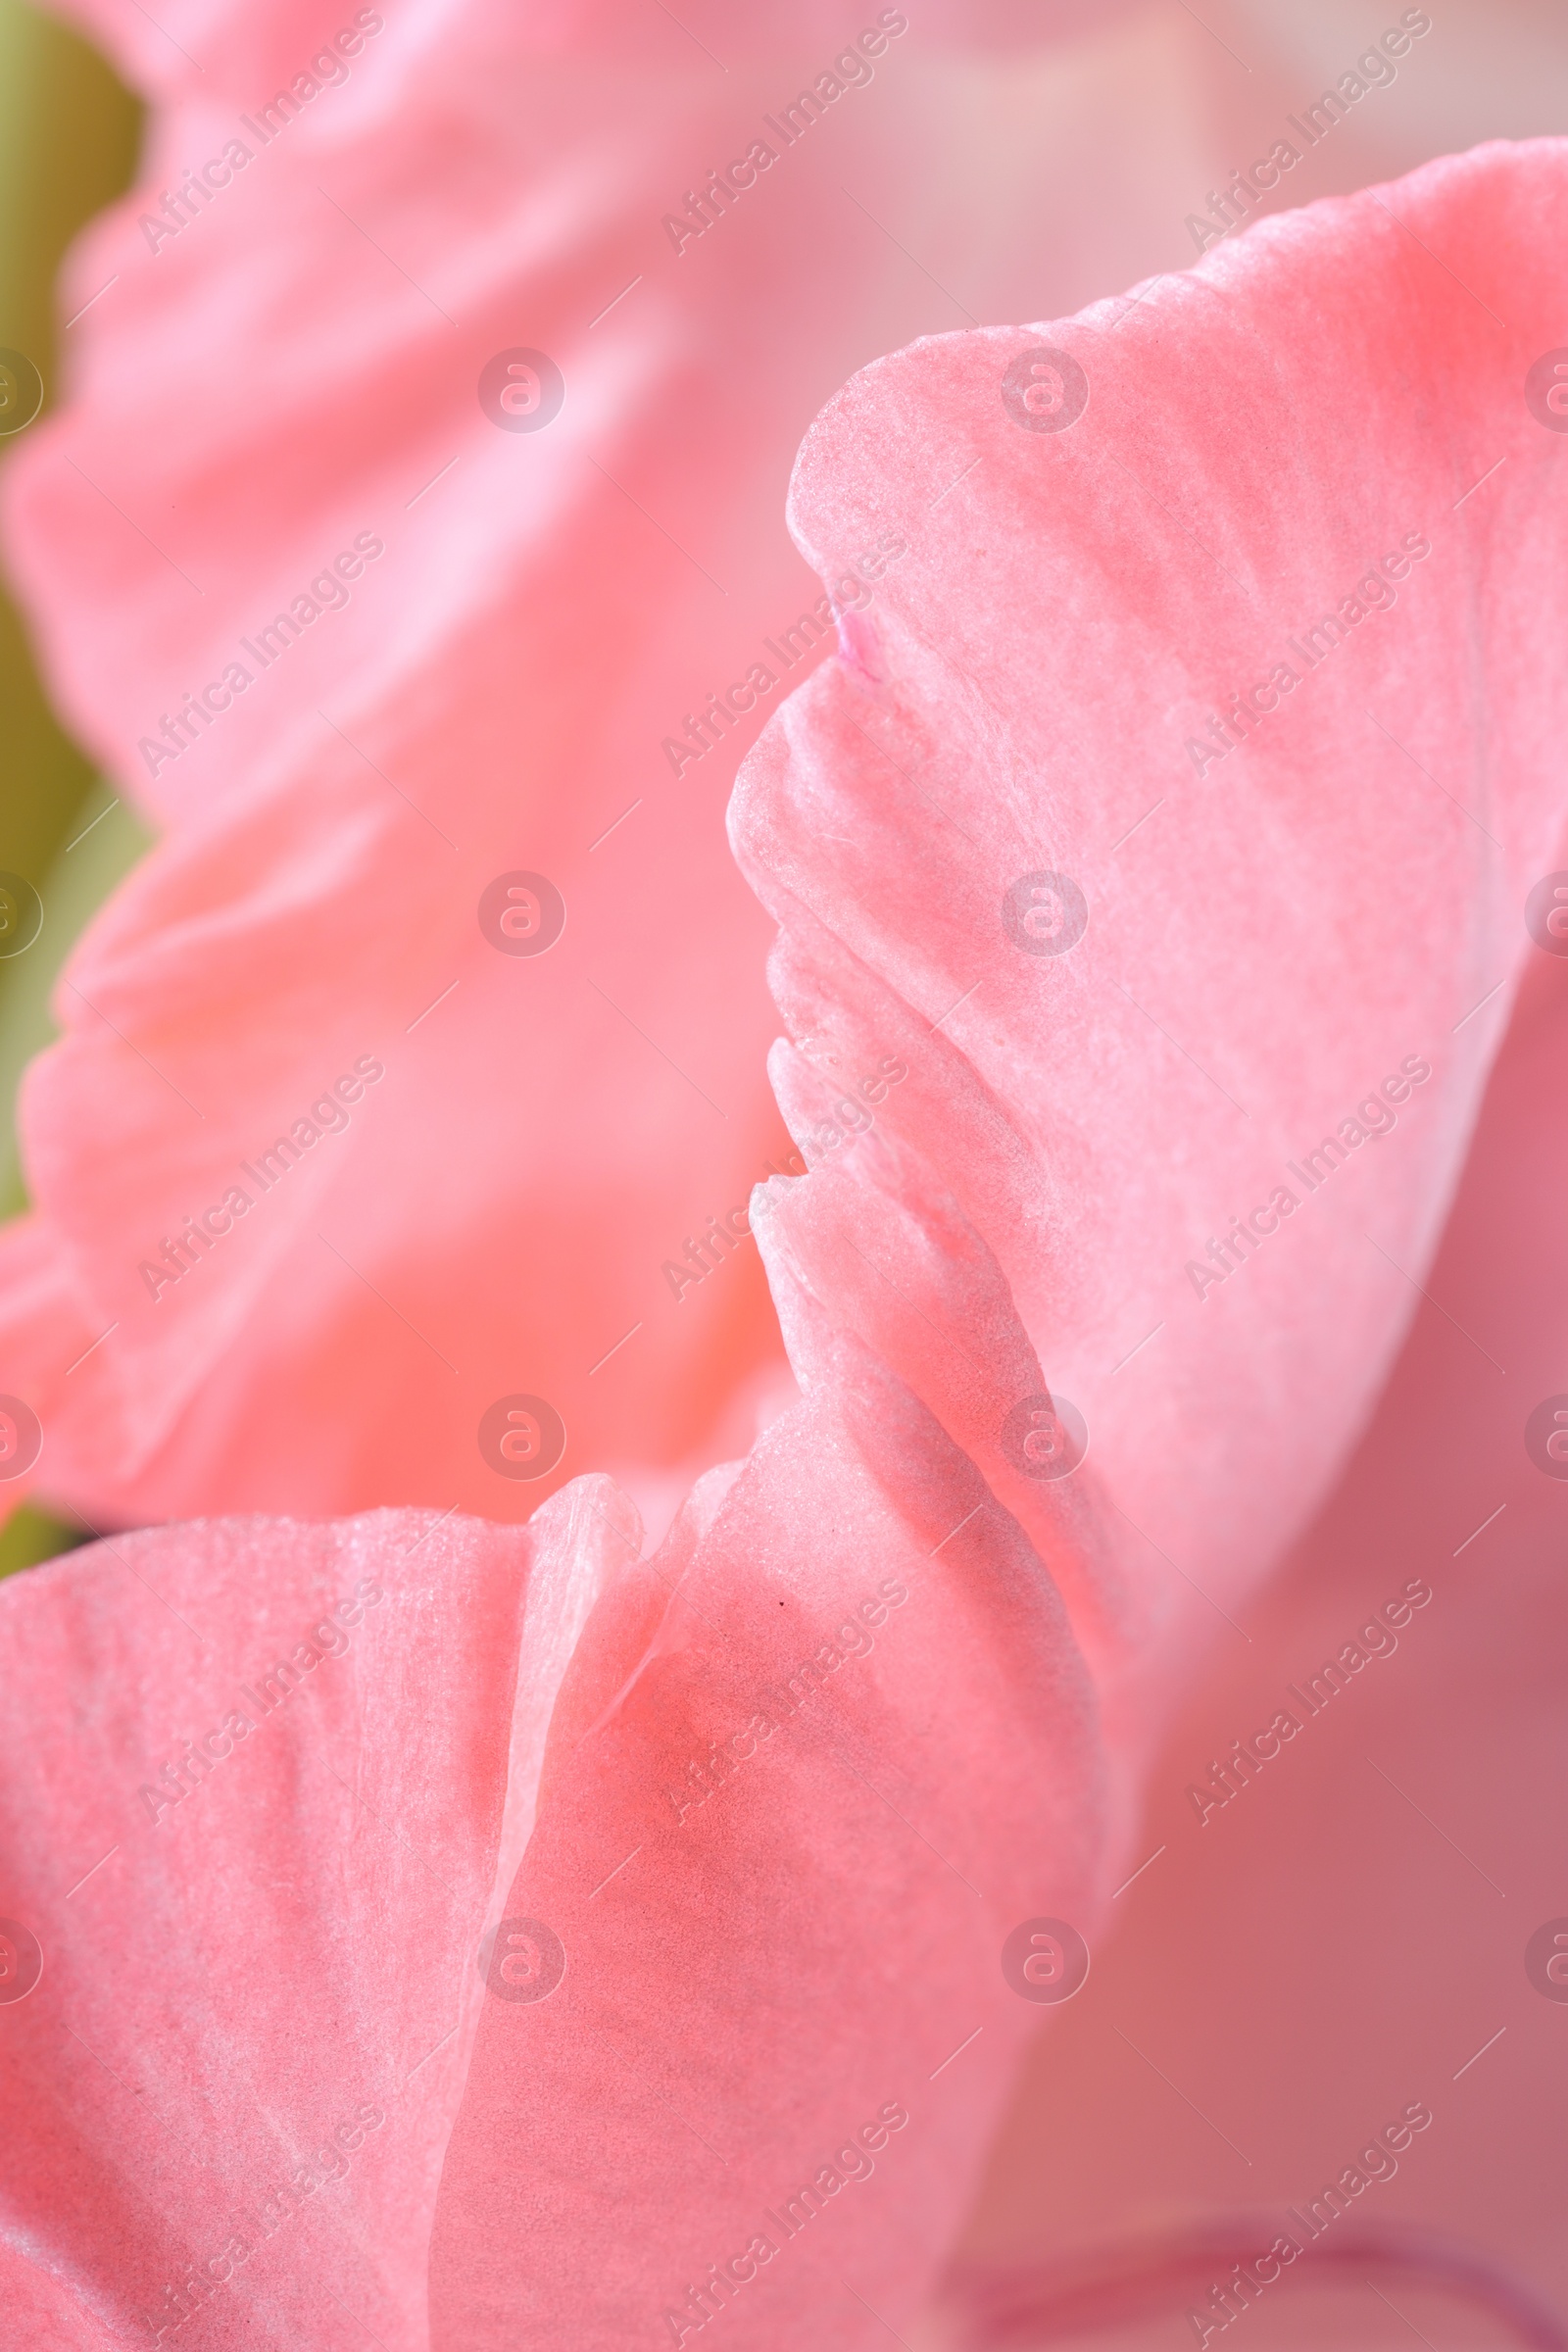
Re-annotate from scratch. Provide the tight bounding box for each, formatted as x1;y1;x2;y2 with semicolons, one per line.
431;1354;1107;2349
731;136;1568;1681
0;1480;636;2346
4;126;1568;2352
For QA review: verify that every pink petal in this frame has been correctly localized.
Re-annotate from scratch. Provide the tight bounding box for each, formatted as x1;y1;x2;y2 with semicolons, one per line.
430;138;1568;2338
0;0;1207;1534
430;1351;1106;2348
732;134;1568;1650
0;1482;635;2344
949;946;1568;2336
6;113;1568;2352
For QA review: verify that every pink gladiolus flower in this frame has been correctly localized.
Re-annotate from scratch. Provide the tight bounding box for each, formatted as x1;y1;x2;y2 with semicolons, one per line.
3;135;1567;2348
0;0;1204;1544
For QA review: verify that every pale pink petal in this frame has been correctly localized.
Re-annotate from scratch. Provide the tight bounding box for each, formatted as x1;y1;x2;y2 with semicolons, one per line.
0;1480;635;2344
732;135;1568;1677
949;949;1568;2341
5;120;1568;2352
0;0;1266;1535
430;1348;1106;2348
434;138;1568;2344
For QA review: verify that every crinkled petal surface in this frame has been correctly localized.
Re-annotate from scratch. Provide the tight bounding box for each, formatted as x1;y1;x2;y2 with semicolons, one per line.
430;1350;1106;2348
4;131;1568;2352
0;1481;637;2345
432;138;1568;2345
731;133;1568;1723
